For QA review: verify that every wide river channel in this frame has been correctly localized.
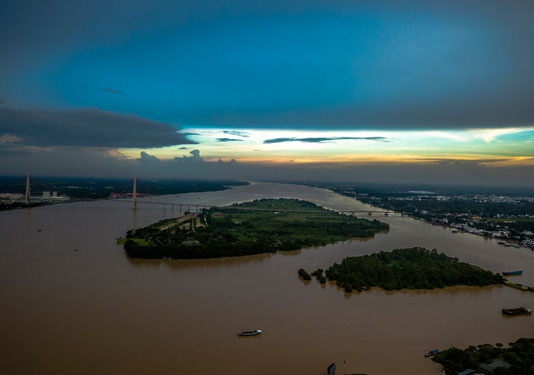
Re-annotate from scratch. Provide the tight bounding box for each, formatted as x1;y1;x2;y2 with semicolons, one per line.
1;182;533;374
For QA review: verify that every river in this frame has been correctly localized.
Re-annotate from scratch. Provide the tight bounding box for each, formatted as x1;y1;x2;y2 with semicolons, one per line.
1;182;533;374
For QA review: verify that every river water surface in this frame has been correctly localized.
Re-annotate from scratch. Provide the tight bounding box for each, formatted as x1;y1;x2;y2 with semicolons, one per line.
1;182;533;374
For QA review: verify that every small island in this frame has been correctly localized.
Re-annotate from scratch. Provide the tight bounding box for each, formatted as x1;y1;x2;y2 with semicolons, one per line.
300;247;503;292
432;338;534;375
123;198;389;259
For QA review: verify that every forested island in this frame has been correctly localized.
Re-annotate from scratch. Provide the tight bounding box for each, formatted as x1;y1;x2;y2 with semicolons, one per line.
433;338;534;375
300;247;503;292
123;198;388;259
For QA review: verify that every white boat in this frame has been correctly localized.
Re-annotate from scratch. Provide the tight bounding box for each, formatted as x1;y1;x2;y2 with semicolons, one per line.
238;329;262;337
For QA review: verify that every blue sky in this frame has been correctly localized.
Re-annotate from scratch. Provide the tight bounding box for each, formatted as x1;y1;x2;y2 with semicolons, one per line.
0;0;533;184
2;0;533;128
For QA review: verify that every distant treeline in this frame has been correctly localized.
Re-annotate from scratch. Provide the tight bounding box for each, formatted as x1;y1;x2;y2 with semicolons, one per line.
300;247;503;292
124;198;389;259
433;338;534;375
356;196;534;220
0;176;248;200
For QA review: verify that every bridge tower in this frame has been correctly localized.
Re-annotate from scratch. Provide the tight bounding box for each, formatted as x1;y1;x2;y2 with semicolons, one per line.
25;172;30;204
132;175;137;210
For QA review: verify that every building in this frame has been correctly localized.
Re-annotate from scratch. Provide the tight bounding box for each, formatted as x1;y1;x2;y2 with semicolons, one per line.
457;369;483;375
0;193;24;202
479;359;511;374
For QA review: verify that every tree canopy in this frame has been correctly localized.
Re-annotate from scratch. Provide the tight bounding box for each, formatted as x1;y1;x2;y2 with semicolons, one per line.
124;198;388;259
303;247;503;292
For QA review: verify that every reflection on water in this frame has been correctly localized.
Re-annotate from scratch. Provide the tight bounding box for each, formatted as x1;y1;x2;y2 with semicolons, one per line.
1;182;533;375
127;252;276;270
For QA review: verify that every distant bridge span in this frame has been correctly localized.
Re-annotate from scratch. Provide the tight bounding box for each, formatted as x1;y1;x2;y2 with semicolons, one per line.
106;198;397;215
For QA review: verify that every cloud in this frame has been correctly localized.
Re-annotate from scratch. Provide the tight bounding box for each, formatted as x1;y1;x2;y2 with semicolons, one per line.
0;133;23;144
216;138;244;142
188;149;201;160
263;136;388;144
403;157;510;167
0;107;194;148
1;146;533;187
140;151;159;162
222;130;249;138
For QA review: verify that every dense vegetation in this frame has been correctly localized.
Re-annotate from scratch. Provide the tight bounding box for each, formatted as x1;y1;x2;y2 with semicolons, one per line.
301;247;503;292
433;338;534;375
124;198;388;259
298;268;312;280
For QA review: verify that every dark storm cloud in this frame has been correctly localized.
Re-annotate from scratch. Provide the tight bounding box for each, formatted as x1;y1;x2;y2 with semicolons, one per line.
263;137;387;144
0;107;194;148
216;138;244;142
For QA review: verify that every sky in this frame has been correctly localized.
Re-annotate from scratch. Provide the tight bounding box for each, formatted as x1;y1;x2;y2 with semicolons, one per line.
0;0;533;186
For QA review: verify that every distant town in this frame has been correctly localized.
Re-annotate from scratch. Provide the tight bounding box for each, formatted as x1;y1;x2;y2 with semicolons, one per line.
0;175;248;211
308;183;534;251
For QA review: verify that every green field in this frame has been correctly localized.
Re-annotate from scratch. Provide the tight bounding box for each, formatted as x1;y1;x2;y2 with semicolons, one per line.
123;198;389;259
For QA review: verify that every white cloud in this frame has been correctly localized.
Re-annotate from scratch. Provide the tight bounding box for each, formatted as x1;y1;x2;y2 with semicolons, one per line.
0;133;23;144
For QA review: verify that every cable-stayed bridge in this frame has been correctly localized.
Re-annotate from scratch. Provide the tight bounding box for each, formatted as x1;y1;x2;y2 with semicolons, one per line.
106;197;397;215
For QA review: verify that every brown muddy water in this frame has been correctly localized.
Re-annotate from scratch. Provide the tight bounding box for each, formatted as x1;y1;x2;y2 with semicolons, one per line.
1;182;533;375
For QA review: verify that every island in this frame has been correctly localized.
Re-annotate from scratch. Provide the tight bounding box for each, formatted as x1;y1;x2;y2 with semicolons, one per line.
123;198;389;259
300;247;503;292
432;338;534;375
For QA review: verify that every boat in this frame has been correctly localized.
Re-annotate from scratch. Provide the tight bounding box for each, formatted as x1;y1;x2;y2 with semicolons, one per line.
515;283;529;291
425;349;439;357
502;270;523;276
238;329;262;337
502;307;532;316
